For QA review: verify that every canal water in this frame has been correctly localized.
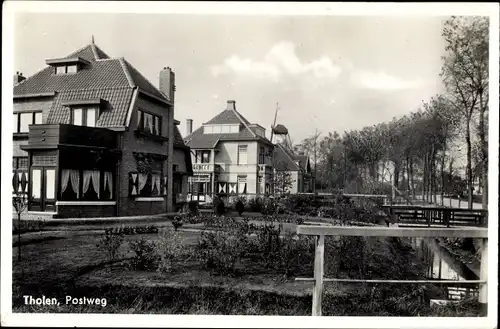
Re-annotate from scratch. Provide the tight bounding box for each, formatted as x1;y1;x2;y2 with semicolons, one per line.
411;237;479;301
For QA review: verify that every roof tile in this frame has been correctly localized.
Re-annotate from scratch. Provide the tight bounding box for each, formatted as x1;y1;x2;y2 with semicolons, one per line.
47;87;134;127
13;42;171;129
123;60;170;102
14;59;130;96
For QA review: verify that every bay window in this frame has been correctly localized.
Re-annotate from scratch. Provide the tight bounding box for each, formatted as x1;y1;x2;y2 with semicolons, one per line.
195;150;210;164
60;169;114;201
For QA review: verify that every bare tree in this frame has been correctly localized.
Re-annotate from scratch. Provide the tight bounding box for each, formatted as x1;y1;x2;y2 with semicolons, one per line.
441;16;489;209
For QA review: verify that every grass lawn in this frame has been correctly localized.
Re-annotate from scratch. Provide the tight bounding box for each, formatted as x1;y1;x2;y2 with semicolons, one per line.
11;215;482;316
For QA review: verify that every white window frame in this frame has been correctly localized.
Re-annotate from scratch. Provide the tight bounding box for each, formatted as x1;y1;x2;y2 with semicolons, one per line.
237;145;248;165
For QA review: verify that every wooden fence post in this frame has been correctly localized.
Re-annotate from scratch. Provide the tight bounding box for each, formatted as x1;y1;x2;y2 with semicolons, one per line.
312;235;325;316
478;238;488;312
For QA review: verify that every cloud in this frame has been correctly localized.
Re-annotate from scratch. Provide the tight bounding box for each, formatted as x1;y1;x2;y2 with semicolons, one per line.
350;69;424;90
211;41;342;82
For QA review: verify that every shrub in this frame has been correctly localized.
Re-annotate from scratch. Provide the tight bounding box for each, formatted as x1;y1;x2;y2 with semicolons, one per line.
105;225;158;236
12;218;47;234
267;231;315;277
128;238;158;271
172;216;183;231
195;231;242;275
96;229;125;265
261;197;280;215
247;197;264;212
281;194;316;214
184;215;205;225
235;199;245;216
188;201;200;216
213;196;225;216
157;230;186;273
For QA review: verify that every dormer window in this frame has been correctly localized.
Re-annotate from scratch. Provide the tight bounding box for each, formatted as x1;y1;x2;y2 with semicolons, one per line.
62;99;103;127
203;124;240;134
46;57;90;75
71;107;99;127
55;64;78;75
67;65;77;73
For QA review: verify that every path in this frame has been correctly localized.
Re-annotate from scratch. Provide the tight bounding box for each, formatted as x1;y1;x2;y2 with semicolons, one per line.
412;195;483;210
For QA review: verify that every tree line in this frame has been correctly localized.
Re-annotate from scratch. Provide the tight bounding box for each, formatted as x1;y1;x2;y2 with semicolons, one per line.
298;16;489;210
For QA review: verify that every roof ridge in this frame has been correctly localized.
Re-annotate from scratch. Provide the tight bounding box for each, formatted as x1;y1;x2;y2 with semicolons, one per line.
65;44;93;59
55;86;132;93
122;59;170;102
90;43;100;60
231;107;256;137
118;57;136;88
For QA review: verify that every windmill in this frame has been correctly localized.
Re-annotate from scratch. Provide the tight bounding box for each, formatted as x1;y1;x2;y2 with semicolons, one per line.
270;103;294;153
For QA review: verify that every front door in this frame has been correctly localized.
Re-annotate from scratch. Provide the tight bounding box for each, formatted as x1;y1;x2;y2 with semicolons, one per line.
30;167;56;212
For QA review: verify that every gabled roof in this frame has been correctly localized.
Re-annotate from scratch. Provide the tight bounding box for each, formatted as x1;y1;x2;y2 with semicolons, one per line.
293;154;309;171
185;102;273;149
122;59;170;102
205;108;251;125
173;125;187;148
274;144;301;171
14;42;172;128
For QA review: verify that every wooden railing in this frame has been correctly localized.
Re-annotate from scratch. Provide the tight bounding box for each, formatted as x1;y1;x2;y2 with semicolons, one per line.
295;225;488;316
383;205;488;228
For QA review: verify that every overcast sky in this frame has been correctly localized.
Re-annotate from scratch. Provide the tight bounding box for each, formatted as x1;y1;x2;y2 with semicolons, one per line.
14;13;448;142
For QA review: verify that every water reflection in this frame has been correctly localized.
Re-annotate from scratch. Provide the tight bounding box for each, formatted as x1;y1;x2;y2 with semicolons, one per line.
411;237;479;301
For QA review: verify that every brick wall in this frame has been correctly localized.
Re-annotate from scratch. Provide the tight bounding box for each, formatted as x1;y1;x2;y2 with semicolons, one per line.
117;93;173;217
56;204;116;218
14;97;53;123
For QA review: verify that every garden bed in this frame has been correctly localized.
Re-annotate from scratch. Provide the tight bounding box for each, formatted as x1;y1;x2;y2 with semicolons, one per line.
12;195;482;316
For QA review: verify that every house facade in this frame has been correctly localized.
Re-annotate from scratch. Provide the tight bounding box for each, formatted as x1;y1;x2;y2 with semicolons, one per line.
12;41;192;218
184;100;274;203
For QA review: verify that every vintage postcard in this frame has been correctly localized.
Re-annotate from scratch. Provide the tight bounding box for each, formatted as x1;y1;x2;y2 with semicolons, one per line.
1;1;498;328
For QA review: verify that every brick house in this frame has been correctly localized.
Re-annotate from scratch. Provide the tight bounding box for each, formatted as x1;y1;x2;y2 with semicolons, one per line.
12;41;192;218
184;100;274;203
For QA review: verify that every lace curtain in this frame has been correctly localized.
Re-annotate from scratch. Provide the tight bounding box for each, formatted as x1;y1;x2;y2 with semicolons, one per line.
69;170;80;198
138;173;148;193
151;174;161;195
91;170;100;198
104;171;113;198
60;169;71;194
83;170;101;197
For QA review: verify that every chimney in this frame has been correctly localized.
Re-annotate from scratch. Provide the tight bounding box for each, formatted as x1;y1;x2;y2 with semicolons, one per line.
227;100;236;111
14;71;25;85
159;67;176;102
186;119;193;135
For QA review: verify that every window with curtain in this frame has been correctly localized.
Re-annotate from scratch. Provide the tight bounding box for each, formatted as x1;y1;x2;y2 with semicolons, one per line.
136;109;161;136
237;145;248;165
196;150;210;164
129;171;164;197
60;169;113;201
237;176;247;194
